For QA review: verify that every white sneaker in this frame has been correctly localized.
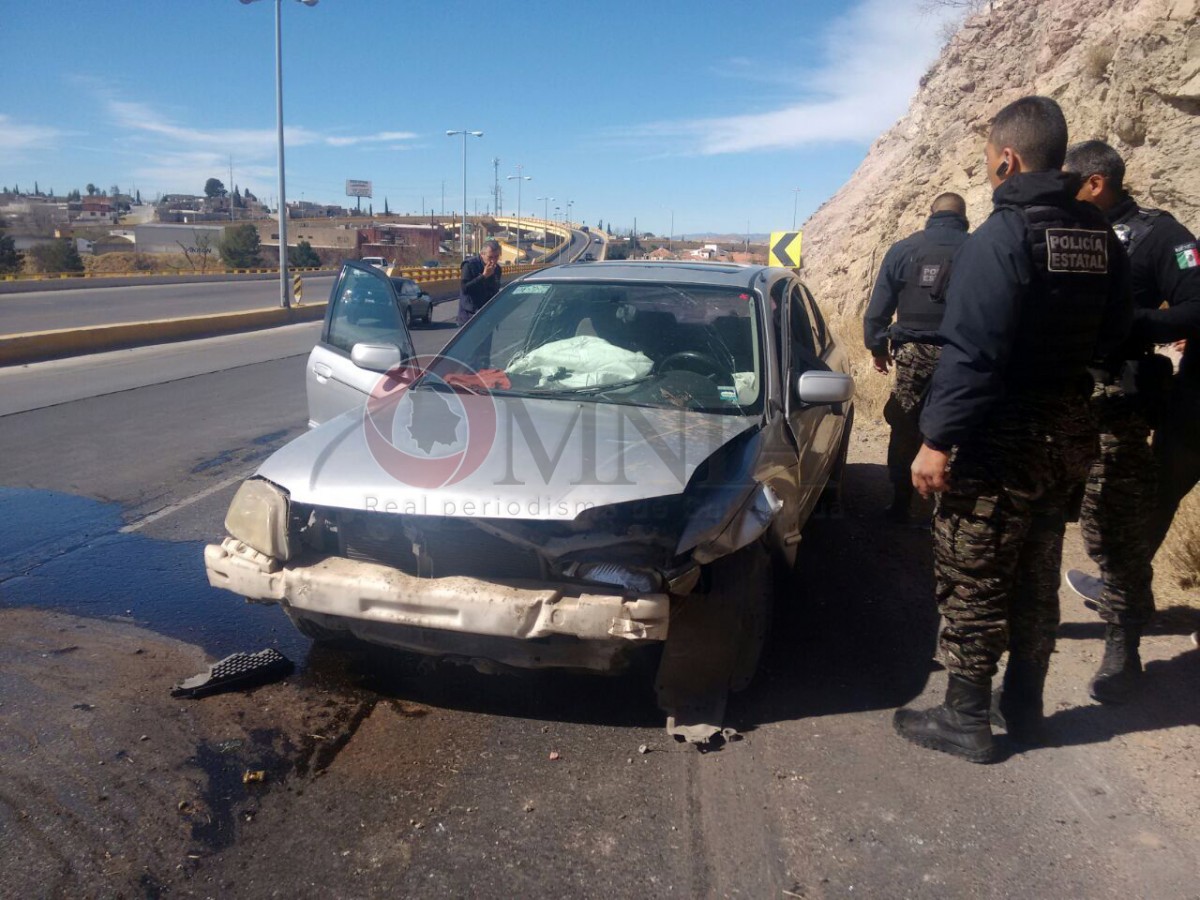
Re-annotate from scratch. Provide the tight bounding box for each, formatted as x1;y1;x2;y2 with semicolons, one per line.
1065;569;1103;609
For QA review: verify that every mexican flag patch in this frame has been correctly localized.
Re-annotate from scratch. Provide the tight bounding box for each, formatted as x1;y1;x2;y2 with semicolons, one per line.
1176;242;1200;269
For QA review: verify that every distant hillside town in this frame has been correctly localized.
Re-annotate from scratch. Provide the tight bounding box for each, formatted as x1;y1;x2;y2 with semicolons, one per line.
0;181;768;275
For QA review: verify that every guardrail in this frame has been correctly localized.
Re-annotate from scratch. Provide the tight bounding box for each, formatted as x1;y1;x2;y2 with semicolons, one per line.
0;261;556;366
0;265;329;282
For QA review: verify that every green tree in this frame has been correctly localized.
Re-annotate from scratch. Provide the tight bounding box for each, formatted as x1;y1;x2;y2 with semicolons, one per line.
86;183;97;196
34;181;40;196
0;225;22;274
204;178;227;199
384;197;390;215
289;240;321;268
29;238;85;274
219;223;262;268
135;189;141;204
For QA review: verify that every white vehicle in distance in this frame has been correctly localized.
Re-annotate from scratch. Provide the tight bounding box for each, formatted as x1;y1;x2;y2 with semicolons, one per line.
360;256;389;270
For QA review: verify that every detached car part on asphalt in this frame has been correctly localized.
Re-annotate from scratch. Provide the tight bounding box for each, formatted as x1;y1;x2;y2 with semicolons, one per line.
205;261;854;742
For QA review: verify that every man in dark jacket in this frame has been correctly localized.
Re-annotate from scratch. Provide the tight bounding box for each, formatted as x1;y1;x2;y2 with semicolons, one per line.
1061;140;1200;702
894;97;1132;763
457;239;503;326
864;193;970;521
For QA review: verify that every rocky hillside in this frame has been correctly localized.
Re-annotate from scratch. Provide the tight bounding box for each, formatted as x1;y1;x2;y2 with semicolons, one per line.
802;0;1200;319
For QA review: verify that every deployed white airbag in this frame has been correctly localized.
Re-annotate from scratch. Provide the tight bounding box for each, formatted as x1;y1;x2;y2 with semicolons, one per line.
507;335;654;389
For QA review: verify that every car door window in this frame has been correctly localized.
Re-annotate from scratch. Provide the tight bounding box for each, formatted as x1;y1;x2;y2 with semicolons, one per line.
800;284;828;354
327;265;408;354
787;284;823;374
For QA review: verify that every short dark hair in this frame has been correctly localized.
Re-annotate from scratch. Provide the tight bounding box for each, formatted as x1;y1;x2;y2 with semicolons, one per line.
988;96;1068;171
483;239;501;253
1063;140;1125;190
930;192;966;216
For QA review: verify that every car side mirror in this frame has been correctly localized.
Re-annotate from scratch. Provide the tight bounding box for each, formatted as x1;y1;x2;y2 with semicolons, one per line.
796;371;855;405
351;343;403;373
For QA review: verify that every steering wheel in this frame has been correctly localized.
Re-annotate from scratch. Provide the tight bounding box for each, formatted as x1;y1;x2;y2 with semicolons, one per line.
655;350;734;383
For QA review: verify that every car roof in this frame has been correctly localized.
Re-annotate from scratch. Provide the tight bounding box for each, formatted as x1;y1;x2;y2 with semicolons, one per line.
519;260;798;291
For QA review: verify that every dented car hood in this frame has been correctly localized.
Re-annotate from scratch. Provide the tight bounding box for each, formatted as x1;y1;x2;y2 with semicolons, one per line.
257;392;756;520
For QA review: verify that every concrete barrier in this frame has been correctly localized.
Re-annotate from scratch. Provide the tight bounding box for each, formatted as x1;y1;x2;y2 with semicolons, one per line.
0;262;550;366
0;304;329;367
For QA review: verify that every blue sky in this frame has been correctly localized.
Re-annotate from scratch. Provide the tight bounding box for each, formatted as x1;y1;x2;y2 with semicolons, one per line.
1;0;960;235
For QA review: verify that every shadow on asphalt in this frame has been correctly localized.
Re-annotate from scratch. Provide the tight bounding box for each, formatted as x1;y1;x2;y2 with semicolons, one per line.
730;461;942;733
1056;604;1200;640
301;640;664;729
1039;648;1200;748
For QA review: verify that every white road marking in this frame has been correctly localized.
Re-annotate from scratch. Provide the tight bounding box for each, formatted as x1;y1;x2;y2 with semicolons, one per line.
119;469;252;533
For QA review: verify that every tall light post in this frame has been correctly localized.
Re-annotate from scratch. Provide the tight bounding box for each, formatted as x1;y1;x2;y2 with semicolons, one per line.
792;187;802;230
507;166;530;263
446;129;482;262
537;196;554;256
239;0;318;309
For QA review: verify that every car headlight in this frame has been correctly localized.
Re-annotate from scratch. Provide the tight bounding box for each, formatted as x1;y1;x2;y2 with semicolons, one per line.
224;479;291;560
573;563;661;594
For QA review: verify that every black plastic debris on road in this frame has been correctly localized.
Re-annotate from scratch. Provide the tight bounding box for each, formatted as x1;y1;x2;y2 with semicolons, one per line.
171;649;294;699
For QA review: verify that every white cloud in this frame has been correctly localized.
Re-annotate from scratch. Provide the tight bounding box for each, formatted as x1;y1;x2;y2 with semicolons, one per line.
104;96;416;155
93;91;419;196
616;0;960;155
0;114;68;158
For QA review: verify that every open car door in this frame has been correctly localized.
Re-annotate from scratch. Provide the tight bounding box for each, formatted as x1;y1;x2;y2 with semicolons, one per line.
305;261;417;427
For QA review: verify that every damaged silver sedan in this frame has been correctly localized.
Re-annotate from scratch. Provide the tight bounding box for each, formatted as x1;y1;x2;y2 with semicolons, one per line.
205;260;854;741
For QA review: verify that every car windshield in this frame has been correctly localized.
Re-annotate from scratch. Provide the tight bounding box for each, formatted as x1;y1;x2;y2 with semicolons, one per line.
424;280;763;414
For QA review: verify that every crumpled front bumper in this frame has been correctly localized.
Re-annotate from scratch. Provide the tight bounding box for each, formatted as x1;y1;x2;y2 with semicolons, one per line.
204;538;670;644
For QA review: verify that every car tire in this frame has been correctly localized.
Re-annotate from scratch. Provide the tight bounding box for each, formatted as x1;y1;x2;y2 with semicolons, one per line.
721;541;775;692
403;306;413;329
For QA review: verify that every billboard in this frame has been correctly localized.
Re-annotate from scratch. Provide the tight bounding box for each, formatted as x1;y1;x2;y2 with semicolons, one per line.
345;180;373;199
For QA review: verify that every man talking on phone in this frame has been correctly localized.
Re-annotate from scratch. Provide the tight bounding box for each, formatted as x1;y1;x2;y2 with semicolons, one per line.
457;239;503;326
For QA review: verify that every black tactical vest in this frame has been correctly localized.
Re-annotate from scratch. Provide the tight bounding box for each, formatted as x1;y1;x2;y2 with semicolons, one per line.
1003;203;1113;390
896;238;957;331
1112;206;1164;259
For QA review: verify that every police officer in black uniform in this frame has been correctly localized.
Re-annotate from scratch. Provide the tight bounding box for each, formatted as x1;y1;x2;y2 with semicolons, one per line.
1061;140;1200;701
894;97;1132;763
865;192;970;521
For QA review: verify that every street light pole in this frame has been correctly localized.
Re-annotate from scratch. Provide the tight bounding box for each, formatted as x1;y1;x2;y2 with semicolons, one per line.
446;129;482;262
537;196;554;257
507;166;530;263
792;187;801;231
240;0;318;309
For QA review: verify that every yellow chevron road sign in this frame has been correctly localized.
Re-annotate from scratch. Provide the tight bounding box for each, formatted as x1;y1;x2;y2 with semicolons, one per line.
768;230;802;268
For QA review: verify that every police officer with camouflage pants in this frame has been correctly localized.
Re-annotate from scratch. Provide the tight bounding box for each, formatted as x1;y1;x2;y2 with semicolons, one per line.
894;97;1132;763
864;194;970;521
1062;141;1200;703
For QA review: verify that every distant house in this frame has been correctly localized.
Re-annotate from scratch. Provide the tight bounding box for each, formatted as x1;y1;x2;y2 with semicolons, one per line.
688;243;729;261
648;247;674;260
77;196;116;223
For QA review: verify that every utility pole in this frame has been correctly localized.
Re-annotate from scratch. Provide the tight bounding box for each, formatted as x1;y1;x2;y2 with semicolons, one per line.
229;155;235;222
492;157;501;216
669;210;674;255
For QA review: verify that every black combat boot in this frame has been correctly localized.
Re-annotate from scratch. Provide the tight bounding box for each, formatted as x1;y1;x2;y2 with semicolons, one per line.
1088;625;1143;704
893;675;997;763
993;658;1048;746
